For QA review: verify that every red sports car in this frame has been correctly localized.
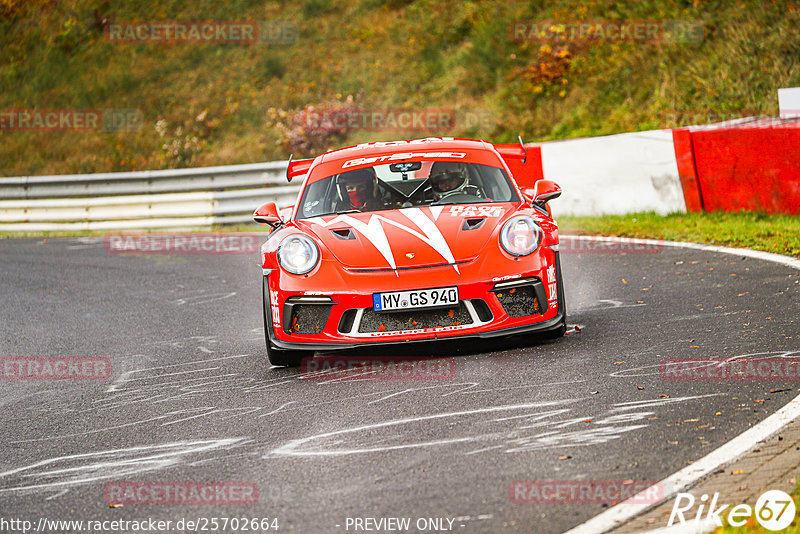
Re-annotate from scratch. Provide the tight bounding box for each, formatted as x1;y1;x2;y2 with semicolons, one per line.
254;137;565;366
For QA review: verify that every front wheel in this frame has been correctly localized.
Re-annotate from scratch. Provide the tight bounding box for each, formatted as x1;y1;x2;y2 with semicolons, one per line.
265;341;307;367
262;277;310;367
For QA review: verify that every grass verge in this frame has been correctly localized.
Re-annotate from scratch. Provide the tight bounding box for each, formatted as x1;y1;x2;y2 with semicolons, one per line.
558;212;800;258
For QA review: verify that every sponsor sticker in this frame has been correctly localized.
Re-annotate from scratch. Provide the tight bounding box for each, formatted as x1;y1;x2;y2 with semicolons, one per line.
342;152;467;169
448;205;503;217
270;290;281;328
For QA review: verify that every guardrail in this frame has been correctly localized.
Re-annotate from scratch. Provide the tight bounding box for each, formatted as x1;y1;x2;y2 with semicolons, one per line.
0;161;302;231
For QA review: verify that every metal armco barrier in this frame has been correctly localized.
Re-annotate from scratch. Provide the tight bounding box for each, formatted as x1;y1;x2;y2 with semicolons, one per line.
0;162;301;231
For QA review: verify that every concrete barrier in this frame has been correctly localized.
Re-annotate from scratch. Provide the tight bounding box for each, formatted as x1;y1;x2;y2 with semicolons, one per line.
539;130;686;216
673;120;800;215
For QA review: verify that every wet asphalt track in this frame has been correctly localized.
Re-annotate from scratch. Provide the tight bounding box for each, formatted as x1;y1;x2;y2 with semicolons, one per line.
0;235;799;533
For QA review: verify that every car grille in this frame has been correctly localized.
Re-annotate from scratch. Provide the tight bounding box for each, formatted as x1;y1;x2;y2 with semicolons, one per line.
493;280;545;317
358;302;474;333
287;304;331;334
471;299;493;322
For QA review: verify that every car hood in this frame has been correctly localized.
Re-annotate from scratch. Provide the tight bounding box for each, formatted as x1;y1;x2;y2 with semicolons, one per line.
297;204;517;270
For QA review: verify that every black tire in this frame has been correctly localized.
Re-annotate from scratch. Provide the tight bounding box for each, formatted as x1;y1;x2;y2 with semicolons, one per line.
262;277;309;367
266;341;306;367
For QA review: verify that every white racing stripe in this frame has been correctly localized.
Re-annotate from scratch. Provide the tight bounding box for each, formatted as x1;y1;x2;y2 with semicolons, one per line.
399;207;457;269
312;213;397;269
560;235;800;534
311;208;459;272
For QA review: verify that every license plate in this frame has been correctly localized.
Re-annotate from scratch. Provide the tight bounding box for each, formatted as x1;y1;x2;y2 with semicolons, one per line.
373;286;459;311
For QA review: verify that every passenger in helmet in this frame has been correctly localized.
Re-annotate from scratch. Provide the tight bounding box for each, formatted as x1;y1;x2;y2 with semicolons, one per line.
335;167;381;211
429;162;469;200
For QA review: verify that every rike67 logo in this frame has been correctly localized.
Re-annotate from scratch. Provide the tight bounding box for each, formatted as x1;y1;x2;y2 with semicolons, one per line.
669;490;796;531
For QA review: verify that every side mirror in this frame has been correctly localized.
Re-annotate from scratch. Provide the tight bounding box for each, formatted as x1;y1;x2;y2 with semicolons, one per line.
532;180;561;206
253;202;281;228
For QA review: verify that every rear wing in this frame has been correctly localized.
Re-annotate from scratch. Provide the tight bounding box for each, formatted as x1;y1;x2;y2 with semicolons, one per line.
492;141;543;190
493;141;527;162
286;154;314;183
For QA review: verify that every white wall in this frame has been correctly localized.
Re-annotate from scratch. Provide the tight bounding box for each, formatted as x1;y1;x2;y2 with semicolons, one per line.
540;129;686;216
778;87;800;118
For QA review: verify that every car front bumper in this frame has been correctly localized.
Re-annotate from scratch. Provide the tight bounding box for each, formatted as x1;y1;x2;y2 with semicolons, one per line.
264;249;565;351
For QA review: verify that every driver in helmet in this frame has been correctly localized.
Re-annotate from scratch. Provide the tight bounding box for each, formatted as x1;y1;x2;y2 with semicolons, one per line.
335;167;381;211
430;162;468;200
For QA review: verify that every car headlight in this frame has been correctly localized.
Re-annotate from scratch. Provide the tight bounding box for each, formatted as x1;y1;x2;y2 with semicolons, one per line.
500;216;542;257
278;234;320;275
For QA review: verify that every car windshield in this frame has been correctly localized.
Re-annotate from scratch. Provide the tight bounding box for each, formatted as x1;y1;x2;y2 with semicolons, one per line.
297;161;519;219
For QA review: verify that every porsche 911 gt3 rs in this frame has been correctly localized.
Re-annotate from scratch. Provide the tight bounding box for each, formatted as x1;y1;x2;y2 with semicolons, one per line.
254;137;566;366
